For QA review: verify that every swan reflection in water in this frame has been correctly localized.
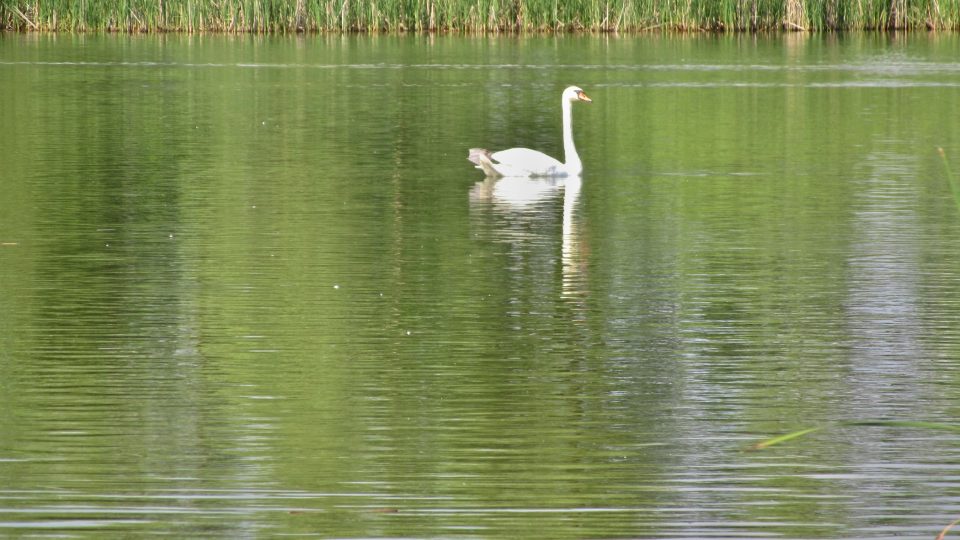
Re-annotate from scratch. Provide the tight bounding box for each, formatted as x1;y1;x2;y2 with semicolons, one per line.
560;178;585;299
468;176;587;300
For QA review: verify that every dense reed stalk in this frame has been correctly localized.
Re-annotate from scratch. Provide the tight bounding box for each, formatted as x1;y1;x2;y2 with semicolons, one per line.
2;0;960;31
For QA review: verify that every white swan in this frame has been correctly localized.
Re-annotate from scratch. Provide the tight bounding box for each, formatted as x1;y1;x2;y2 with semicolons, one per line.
468;86;592;178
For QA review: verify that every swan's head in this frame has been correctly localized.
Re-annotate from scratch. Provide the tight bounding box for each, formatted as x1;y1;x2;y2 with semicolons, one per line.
563;86;592;103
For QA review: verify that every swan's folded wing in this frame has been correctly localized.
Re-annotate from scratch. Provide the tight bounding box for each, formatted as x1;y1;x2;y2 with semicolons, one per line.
490;148;564;176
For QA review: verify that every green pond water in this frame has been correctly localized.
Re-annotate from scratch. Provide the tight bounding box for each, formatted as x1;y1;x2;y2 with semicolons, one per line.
2;32;960;538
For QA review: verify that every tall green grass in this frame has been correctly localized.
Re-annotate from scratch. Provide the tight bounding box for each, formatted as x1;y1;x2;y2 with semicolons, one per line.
3;0;960;30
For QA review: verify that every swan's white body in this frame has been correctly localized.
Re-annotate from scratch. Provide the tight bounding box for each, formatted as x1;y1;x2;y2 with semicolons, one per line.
468;86;592;178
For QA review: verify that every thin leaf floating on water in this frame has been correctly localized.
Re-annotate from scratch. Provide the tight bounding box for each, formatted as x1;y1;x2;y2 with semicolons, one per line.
937;517;960;540
842;420;960;436
750;426;824;450
751;420;960;451
939;147;960;213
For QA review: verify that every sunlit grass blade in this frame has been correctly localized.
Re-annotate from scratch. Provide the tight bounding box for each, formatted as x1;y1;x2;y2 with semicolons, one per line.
751;420;960;451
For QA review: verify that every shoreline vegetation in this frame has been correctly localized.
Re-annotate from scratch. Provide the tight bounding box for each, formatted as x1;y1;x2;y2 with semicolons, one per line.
1;0;959;32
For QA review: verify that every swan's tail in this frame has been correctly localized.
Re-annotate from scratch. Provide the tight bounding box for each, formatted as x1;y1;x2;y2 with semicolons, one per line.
467;148;501;177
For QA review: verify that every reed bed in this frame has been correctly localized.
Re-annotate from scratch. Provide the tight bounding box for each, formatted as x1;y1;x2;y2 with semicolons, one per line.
2;0;960;31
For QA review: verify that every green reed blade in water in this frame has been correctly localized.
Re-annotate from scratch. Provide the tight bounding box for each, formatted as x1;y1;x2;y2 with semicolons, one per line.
937;517;960;540
750;426;824;450
848;420;960;433
940;148;960;214
751;420;960;450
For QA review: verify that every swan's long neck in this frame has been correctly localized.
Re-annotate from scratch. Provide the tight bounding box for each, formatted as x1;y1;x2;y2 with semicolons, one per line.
561;97;581;175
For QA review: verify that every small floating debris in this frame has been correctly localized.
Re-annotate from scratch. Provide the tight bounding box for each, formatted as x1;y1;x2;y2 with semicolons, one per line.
1;242;18;247
333;284;340;289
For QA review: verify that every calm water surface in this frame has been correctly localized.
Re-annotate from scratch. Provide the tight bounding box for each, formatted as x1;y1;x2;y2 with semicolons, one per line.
2;32;960;538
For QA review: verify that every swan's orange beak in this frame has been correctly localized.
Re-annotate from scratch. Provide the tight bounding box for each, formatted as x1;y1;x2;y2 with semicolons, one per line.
577;90;592;103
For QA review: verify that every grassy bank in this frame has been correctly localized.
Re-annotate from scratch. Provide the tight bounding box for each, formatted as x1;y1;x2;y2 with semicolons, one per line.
2;0;959;32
